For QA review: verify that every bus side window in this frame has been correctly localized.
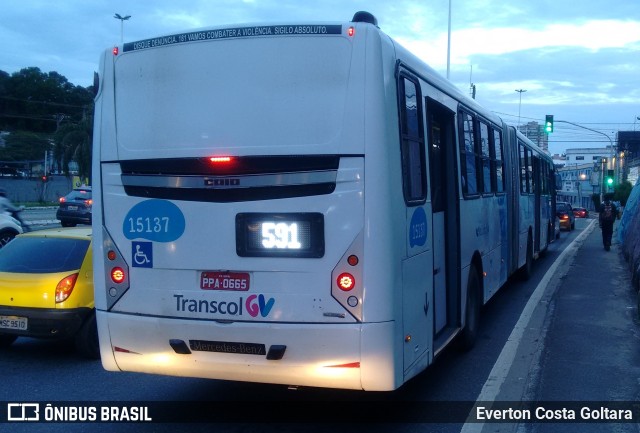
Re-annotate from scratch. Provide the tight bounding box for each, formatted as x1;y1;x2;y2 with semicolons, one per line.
458;110;478;196
492;128;505;193
519;142;533;195
399;76;426;205
479;121;491;194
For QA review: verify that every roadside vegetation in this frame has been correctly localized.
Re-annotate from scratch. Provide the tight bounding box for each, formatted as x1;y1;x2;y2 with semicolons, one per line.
0;67;94;181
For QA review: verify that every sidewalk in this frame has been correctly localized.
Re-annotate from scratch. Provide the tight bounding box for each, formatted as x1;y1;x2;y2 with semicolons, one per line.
527;219;640;431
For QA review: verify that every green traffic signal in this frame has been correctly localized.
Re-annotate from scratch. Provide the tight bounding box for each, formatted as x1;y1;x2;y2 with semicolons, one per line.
544;114;554;133
605;169;614;186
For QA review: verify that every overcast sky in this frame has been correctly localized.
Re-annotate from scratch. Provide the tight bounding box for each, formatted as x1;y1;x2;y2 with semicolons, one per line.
1;0;639;155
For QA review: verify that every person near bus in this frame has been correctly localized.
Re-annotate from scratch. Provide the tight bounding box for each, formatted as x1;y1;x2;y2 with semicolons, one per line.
599;193;617;251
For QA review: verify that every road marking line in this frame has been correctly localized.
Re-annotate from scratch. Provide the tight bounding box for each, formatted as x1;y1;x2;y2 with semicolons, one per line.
460;219;597;432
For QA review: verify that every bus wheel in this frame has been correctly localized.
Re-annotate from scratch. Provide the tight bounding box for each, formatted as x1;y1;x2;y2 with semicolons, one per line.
519;233;533;281
75;313;100;359
459;266;480;351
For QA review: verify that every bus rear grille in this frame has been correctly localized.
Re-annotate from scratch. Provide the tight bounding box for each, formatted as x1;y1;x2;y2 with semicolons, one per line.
120;155;339;203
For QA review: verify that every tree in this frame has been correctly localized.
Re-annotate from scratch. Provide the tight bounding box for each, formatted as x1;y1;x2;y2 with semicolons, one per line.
53;114;92;180
0;67;94;180
0;131;50;161
1;67;93;133
614;181;633;206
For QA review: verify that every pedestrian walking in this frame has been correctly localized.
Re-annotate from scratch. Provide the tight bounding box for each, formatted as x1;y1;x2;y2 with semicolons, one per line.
599;193;617;251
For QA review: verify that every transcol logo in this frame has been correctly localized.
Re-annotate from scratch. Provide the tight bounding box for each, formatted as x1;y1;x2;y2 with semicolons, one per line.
173;294;275;318
245;294;274;318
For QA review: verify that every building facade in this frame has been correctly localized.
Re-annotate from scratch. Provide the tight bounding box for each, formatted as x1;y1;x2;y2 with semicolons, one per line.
556;163;598;210
517;122;549;153
618;131;640;185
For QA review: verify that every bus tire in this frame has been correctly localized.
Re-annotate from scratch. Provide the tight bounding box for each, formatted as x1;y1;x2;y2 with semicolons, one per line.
459;266;481;351
519;233;533;281
75;313;100;359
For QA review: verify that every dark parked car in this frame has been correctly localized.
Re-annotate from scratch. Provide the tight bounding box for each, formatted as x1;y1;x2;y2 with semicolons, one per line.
573;207;588;218
56;186;92;227
556;201;575;231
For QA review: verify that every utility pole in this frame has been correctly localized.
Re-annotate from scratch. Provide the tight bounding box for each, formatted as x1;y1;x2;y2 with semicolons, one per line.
114;13;131;44
515;89;527;129
447;0;452;79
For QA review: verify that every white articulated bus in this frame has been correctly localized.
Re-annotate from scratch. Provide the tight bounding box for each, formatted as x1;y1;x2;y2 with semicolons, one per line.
92;12;556;391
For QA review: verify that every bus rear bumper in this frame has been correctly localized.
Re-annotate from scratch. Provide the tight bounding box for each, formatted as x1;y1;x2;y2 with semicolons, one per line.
96;311;398;391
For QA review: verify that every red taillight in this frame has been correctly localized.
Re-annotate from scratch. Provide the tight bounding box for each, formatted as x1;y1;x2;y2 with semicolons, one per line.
85;199;93;206
111;267;126;284
209;156;232;163
59;197;66;203
348;26;355;37
324;362;360;368
560;215;568;220
337;273;355;291
55;273;79;303
113;46;119;55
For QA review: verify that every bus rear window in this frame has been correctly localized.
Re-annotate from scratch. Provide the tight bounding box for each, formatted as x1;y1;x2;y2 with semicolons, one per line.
114;37;352;154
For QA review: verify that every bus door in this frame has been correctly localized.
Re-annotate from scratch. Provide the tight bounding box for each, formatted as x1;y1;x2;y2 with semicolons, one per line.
399;74;432;373
533;156;541;253
426;99;458;337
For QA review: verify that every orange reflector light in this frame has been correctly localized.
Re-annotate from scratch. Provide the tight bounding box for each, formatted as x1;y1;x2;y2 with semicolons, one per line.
347;255;359;266
337;273;355;291
114;346;141;354
55;273;79;303
111;267;125;283
107;250;117;261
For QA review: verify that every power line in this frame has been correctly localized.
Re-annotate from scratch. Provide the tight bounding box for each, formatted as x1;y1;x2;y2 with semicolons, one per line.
0;96;90;109
492;110;637;128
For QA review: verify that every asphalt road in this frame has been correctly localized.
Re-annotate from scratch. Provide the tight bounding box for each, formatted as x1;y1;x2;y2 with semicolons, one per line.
1;217;635;433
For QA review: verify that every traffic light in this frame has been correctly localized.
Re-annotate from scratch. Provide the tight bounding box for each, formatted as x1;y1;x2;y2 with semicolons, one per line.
544;115;554;133
605;170;614;187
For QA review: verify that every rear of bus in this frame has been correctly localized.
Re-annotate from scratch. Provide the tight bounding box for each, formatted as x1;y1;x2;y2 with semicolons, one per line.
93;16;402;390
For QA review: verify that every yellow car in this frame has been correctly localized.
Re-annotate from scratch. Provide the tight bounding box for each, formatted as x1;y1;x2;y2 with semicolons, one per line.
0;227;97;358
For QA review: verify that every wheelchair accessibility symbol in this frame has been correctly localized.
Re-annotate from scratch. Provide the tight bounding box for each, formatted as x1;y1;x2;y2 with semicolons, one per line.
132;241;153;268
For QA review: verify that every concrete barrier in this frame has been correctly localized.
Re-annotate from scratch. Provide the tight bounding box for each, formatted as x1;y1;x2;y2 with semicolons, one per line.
619;179;640;295
0;177;77;204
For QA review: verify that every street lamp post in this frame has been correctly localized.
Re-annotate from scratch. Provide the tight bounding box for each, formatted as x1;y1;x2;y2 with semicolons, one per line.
114;13;131;44
515;89;527;129
446;0;452;79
